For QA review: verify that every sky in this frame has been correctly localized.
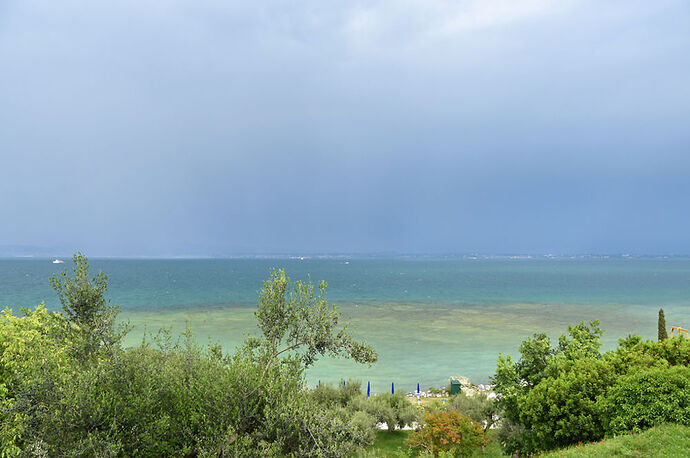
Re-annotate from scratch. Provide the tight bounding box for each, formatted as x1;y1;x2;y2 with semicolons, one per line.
1;0;689;256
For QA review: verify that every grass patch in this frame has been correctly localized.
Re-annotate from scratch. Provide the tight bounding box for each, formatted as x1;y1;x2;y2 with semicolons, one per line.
540;424;690;457
360;428;507;457
358;430;411;457
361;425;690;457
372;430;411;452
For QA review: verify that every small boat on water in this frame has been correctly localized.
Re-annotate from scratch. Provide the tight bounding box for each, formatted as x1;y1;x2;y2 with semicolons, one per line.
52;259;65;264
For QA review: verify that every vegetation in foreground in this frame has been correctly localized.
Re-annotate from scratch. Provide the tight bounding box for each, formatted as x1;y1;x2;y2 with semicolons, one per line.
363;430;412;457
540;423;690;458
363;424;690;457
361;429;506;457
1;254;689;457
0;254;378;456
491;319;690;455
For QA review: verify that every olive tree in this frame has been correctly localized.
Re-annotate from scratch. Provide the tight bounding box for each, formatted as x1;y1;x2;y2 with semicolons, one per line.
8;262;379;456
250;268;377;372
49;252;128;359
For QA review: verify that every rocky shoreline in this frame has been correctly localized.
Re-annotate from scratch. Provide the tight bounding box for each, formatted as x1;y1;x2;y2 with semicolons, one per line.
405;376;497;400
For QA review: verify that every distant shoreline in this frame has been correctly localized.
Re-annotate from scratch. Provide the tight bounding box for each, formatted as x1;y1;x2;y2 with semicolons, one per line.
2;253;689;260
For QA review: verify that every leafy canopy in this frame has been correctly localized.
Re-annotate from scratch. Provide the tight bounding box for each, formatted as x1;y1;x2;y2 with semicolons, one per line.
253;268;377;368
491;320;606;455
405;410;489;457
49;252;128;358
602;365;690;434
491;319;690;456
2;261;382;457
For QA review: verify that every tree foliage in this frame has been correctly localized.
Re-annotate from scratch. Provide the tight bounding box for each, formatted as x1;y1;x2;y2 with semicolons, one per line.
602;366;690;435
0;305;72;455
311;382;421;436
492;318;690;455
405;410;489;457
363;393;420;433
1;258;380;457
442;391;499;432
253;269;377;369
658;308;668;341
491;320;608;454
49;252;128;359
517;358;616;451
422;391;499;433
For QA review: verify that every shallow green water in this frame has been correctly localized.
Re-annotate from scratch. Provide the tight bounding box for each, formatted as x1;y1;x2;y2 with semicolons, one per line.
1;258;689;392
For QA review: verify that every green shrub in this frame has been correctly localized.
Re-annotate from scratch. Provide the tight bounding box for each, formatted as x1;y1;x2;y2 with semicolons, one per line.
1;260;379;457
0;305;73;455
442;391;498;431
309;381;380;449
311;379;363;408
491;320;608;455
353;393;421;433
405;410;488;457
602;366;690;435
489;321;690;456
347;410;379;446
311;382;420;442
603;335;668;376
517;357;616;452
9;320;376;457
639;336;690;367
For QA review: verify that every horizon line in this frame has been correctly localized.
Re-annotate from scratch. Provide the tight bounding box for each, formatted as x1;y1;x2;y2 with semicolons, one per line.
1;253;689;260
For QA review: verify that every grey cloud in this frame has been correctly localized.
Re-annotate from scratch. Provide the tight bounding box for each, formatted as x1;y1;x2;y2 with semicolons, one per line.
1;0;689;255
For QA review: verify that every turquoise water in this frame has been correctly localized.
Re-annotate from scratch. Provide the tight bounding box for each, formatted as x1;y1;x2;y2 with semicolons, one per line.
1;258;689;392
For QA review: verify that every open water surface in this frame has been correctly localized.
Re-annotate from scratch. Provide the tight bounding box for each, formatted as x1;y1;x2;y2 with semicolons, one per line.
1;258;689;391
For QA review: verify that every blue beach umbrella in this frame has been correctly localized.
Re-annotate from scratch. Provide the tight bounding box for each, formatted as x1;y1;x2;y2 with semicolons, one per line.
391;382;395;394
367;381;370;399
417;383;420;394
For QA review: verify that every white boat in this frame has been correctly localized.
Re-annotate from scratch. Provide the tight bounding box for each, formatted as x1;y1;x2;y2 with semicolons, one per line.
52;259;65;264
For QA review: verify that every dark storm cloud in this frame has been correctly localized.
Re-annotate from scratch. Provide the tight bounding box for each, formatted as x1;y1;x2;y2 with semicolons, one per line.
1;0;689;256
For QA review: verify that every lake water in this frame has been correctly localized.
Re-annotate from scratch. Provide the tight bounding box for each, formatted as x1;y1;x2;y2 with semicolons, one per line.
1;257;689;392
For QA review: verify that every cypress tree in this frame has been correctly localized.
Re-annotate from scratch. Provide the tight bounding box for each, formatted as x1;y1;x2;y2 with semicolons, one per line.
658;308;668;341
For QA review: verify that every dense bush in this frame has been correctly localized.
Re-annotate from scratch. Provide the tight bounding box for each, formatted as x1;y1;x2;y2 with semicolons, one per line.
422;391;498;433
405;410;488;457
308;381;381;447
0;305;74;455
491;320;607;454
636;335;690;367
22;332;324;456
0;257;379;457
491;320;690;456
2;313;374;457
602;365;690;435
310;379;364;408
517;357;616;451
364;393;421;433
311;382;421;435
